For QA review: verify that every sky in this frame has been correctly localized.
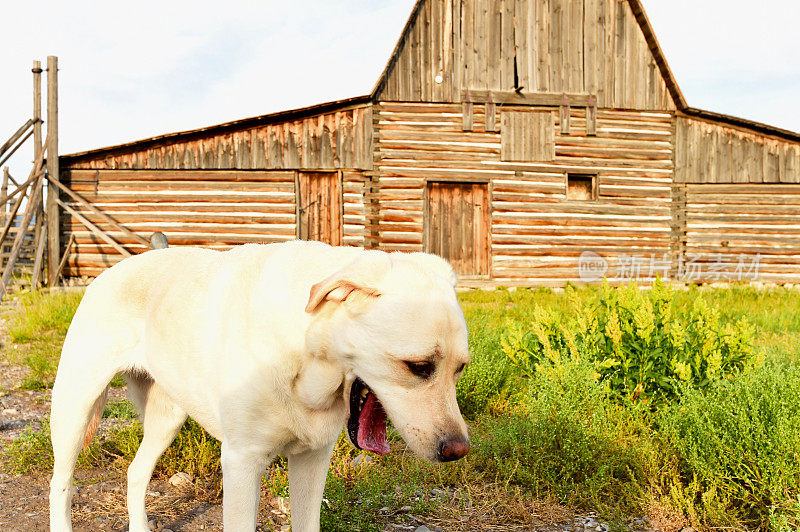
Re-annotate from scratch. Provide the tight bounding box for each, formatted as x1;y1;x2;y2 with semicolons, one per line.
1;0;798;178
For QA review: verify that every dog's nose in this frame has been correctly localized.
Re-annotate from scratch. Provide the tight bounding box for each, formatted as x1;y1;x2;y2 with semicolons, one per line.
437;437;470;462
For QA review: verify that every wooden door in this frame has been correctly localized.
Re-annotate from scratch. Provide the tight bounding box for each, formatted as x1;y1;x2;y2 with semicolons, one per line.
297;172;343;246
424;182;490;276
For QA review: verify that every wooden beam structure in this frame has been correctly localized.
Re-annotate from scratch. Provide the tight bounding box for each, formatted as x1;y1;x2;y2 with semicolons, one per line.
463;90;593;107
55;198;132;258
0;175;43;300
0;120;34;161
45;173;150;247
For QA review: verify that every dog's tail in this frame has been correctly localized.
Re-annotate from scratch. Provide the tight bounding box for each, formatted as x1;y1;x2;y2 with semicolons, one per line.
82;386;109;450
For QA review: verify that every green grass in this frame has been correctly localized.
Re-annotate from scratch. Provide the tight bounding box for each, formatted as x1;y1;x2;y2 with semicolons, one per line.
3;289;84;389
4;284;800;530
102;400;138;420
6;289;84;343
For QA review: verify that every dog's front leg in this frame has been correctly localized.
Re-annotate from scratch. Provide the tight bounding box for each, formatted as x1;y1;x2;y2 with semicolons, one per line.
221;441;272;530
288;442;336;532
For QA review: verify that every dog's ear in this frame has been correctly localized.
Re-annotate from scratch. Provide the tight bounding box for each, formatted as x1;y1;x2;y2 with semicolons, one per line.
305;253;390;313
392;252;458;287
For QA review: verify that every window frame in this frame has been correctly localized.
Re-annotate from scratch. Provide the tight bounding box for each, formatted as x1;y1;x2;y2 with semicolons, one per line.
565;172;599;202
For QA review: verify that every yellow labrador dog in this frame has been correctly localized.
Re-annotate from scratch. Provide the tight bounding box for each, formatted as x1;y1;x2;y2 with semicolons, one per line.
49;241;470;531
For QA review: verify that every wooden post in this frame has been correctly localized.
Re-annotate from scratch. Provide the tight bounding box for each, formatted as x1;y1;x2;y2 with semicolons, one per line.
1;168;7;227
32;60;45;285
46;56;60;286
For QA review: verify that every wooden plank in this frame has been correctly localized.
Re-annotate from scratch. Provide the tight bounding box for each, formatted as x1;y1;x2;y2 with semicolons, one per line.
57;198;132;257
587;95;597;136
476;0;488;90
535;0;551;92
485;100;497;132
463;90;592;106
31;223;46;288
514;0;530;89
567;0;584;93
549;0;564;91
560;93;571;135
0;120;34;161
613;0;626;108
53;234;76;284
462;0;475;89
462;99;474;131
1;169;7;226
452;0;463;97
584;0;599;96
501;0;515;89
487;0;502;90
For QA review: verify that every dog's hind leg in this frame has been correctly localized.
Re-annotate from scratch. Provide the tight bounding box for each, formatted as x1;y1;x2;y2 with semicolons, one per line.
125;373;187;532
49;353;118;531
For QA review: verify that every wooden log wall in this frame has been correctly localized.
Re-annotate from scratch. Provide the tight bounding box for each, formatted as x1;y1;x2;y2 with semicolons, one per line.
60;169;368;277
675;116;800;184
684;184;800;284
374;101;673;286
67;106;373;171
378;0;674;111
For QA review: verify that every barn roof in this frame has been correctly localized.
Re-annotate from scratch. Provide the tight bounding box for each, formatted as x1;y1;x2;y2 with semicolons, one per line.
62;0;799;164
61;95;371;164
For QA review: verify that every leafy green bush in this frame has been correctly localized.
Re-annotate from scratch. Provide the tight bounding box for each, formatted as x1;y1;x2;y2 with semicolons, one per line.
501;281;755;405
468;358;655;511
659;361;800;528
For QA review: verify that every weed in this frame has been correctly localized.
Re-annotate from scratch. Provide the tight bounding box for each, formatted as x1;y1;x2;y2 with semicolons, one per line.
500;281;755;405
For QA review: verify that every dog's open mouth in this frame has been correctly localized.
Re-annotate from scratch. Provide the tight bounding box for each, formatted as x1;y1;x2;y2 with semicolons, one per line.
347;378;390;455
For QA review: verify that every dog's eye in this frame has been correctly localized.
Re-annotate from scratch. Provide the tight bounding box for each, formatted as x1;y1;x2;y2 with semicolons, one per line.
456;363;467;374
405;361;435;379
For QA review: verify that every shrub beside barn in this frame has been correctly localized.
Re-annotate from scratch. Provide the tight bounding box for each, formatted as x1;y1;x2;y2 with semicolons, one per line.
59;0;800;286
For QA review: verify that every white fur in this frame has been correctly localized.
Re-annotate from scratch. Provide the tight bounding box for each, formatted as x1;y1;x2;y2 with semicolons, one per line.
49;241;470;531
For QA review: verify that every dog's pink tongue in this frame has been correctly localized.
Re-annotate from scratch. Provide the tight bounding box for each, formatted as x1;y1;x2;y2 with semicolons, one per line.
357;393;390;455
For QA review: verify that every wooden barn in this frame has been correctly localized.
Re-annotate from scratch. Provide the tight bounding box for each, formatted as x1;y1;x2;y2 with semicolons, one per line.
57;0;800;287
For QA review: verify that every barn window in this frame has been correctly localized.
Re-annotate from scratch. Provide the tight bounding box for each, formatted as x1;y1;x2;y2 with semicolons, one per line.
500;111;555;162
566;173;597;201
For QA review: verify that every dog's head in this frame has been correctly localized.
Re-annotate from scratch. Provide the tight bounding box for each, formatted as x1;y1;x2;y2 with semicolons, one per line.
305;250;470;462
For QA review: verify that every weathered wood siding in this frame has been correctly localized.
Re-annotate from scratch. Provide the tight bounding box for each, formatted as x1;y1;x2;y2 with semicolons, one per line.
683;184;800;283
60;169;368;277
378;0;675;110
374;101;673;286
68;106;374;171
675;116;800;184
